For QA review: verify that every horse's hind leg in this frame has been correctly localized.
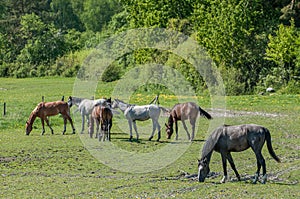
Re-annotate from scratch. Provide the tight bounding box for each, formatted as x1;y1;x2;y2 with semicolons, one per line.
254;152;266;184
81;114;85;134
68;116;76;134
127;120;133;141
190;119;196;141
132;121;139;141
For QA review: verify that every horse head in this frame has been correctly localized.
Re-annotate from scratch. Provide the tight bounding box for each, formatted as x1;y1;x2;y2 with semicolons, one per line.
198;157;210;182
165;123;173;139
25;121;32;135
67;96;73;107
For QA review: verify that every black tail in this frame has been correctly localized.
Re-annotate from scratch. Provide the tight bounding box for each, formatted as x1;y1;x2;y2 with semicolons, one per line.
265;128;281;163
198;107;213;120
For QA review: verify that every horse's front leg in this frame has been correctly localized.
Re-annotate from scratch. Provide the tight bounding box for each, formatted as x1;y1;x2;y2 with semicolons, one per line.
41;118;45;135
227;153;240;181
45;117;54;134
181;120;191;141
174;119;179;140
220;153;228;183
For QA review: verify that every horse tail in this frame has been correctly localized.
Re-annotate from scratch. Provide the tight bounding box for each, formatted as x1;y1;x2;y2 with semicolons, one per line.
265;128;281;163
198;107;213;120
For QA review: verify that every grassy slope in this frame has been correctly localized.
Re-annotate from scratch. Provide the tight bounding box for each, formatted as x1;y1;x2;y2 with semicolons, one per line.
0;78;299;198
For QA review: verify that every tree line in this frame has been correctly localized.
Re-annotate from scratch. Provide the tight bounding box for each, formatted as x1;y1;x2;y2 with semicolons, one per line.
1;0;300;95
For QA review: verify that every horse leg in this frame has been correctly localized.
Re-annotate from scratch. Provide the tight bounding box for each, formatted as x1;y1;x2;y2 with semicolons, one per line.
45;118;54;135
181;120;191;141
41;119;45;135
253;159;261;184
65;113;75;134
149;119;156;141
62;117;67;135
173;119;178;140
128;120;133;141
220;153;228;183
81;114;85;134
108;120;112;141
190;119;196;141
227;153;240;181
254;152;266;184
132;121;139;141
156;121;161;142
95;119;100;139
108;123;111;141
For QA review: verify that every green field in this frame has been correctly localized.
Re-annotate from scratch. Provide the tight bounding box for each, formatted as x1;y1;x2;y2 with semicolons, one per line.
0;78;299;198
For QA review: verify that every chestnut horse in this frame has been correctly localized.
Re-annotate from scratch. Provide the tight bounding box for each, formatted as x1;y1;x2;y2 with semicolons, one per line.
26;101;75;135
165;102;212;141
198;124;281;184
89;105;113;141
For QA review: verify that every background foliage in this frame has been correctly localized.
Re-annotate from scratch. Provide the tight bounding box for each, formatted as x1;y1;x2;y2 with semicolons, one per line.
1;0;300;95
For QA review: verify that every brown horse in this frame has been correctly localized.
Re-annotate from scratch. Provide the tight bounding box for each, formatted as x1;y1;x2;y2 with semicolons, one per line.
198;124;281;184
165;102;212;141
89;105;113;141
26;101;75;135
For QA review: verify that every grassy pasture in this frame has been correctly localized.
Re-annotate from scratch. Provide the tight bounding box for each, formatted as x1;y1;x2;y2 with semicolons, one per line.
0;77;299;198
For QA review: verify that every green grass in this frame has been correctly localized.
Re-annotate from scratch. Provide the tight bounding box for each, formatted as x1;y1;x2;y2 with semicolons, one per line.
0;77;299;198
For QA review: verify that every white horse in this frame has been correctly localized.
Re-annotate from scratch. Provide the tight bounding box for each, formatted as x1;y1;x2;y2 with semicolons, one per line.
112;99;166;141
69;96;111;134
68;96;86;108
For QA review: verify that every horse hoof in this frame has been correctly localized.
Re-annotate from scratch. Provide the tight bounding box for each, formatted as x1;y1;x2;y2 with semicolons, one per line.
149;136;153;141
129;136;133;141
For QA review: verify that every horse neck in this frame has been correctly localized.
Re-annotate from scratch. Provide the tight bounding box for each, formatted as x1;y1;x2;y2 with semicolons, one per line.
27;111;37;125
202;150;213;165
116;101;129;113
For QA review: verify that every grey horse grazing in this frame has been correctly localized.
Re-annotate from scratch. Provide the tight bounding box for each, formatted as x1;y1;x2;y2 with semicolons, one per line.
112;99;166;141
198;124;280;184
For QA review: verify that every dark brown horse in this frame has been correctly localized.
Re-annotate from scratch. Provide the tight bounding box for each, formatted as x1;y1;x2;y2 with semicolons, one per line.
89;105;113;141
26;101;75;135
165;102;212;141
198;124;281;184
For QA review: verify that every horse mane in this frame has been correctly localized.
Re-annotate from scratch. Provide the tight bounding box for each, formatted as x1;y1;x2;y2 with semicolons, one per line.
201;125;227;159
27;102;44;124
115;99;134;107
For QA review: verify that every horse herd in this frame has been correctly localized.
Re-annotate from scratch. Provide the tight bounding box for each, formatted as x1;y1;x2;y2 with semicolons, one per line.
25;96;281;184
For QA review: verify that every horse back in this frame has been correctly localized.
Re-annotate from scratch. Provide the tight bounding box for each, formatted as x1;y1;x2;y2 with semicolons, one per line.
217;124;266;152
171;102;198;120
36;101;69;117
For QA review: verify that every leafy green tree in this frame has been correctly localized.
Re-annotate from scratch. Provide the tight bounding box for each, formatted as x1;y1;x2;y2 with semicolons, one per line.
192;0;280;93
265;19;299;86
80;0;121;32
50;0;84;31
17;13;66;67
121;0;193;28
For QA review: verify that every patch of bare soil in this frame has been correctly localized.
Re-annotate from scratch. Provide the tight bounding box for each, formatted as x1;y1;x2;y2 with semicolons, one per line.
208;108;286;118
